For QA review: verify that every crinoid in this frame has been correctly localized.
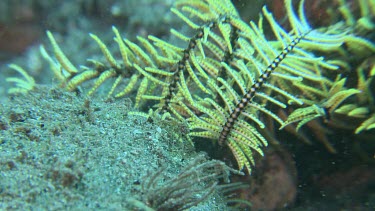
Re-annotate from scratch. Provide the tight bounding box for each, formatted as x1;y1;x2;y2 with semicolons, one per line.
6;64;36;94
40;0;372;173
280;0;375;151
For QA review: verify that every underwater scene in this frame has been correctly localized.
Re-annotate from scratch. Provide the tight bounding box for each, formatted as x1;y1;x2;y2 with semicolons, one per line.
0;0;374;210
